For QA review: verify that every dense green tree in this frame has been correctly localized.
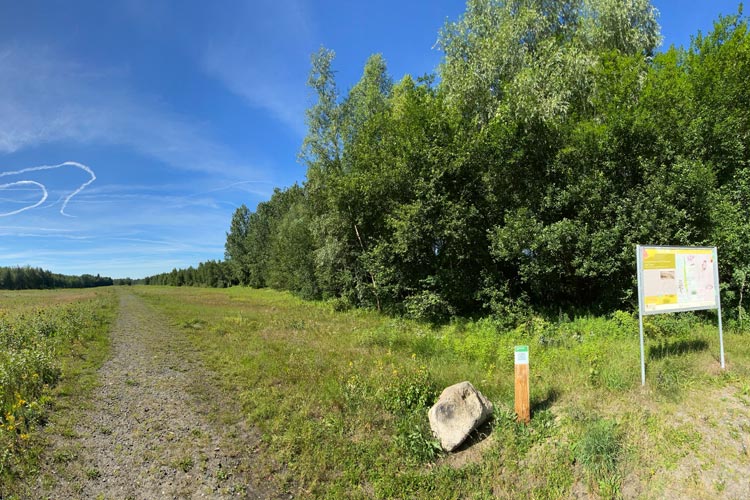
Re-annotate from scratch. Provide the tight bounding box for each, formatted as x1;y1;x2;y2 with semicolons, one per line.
225;204;252;285
150;1;750;322
0;266;113;290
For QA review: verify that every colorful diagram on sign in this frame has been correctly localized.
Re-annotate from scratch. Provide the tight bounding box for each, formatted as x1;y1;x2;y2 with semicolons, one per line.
640;247;717;314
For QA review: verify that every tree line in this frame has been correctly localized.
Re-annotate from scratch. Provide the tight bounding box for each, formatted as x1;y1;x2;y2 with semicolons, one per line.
141;260;231;288
0;266;113;290
147;0;750;322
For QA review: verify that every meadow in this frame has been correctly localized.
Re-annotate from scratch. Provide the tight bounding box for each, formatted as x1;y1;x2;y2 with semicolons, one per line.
0;288;117;486
131;285;750;499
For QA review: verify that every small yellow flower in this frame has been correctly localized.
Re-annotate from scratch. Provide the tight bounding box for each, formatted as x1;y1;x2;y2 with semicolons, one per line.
20;433;29;441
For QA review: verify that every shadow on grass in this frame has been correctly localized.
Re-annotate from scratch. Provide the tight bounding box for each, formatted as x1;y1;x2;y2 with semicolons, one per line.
452;419;493;453
451;387;560;454
532;386;560;415
648;338;709;360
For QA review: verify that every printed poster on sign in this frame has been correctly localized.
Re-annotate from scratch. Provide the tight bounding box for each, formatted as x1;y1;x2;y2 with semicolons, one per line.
638;246;718;315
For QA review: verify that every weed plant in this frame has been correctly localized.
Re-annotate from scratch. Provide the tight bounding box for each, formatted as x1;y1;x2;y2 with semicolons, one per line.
0;289;116;487
574;417;622;496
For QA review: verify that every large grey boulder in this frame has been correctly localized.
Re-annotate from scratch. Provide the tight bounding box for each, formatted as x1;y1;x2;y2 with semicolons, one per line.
428;381;493;452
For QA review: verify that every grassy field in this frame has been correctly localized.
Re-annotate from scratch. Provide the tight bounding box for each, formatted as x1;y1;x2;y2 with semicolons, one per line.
0;288;117;491
130;285;750;499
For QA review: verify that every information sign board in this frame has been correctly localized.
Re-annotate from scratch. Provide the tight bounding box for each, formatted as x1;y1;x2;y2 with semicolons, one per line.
638;246;719;315
636;245;725;385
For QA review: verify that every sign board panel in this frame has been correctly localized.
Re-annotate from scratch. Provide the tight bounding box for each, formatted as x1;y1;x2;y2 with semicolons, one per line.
635;245;725;385
637;246;719;315
514;345;529;365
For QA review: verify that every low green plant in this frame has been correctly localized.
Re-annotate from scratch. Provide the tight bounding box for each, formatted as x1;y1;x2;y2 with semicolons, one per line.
654;357;691;398
381;364;436;414
85;467;101;480
175;456;194;472
574;417;621;492
0;290;116;492
394;411;442;464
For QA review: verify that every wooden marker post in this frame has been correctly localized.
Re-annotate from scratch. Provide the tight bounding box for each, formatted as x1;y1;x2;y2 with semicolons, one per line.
514;345;530;424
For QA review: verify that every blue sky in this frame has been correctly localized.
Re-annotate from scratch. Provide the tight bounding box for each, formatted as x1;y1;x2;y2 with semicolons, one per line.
0;0;743;279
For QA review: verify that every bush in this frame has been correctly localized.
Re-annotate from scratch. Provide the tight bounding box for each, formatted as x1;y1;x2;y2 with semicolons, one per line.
329;296;353;313
0;298;112;478
404;291;455;323
381;365;437;414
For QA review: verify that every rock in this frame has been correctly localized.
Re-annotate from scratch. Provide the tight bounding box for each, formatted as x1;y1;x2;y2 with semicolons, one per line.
428;381;493;452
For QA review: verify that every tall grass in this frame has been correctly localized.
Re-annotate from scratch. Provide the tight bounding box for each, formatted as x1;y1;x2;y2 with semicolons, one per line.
0;290;116;480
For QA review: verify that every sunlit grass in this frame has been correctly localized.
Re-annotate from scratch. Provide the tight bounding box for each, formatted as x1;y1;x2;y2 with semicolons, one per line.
133;285;750;498
0;288;117;494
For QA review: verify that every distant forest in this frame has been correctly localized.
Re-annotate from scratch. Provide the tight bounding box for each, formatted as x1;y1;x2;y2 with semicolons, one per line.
0;266;113;290
145;0;750;321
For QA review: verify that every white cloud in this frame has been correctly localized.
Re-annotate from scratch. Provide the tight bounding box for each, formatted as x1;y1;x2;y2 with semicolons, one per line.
0;45;255;177
199;0;313;137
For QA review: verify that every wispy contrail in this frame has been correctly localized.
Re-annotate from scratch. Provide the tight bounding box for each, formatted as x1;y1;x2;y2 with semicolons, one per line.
0;161;96;217
0;180;47;216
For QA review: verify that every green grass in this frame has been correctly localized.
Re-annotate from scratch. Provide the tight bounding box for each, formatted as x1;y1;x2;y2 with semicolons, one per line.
0;287;117;495
129;285;750;498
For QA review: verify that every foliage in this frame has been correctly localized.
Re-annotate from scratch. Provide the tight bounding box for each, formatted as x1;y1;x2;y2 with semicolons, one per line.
0;290;116;485
146;2;750;324
0;266;113;290
142;260;232;288
574;417;622;495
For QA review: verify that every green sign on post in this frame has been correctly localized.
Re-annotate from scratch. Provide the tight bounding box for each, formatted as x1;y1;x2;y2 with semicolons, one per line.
514;345;529;365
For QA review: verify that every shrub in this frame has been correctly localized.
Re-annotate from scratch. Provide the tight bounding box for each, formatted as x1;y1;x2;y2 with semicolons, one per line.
0;297;112;478
575;419;622;481
394;411;442;464
404;290;455;323
381;365;437;414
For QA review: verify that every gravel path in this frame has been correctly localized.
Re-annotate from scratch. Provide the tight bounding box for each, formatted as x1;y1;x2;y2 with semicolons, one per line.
26;290;276;499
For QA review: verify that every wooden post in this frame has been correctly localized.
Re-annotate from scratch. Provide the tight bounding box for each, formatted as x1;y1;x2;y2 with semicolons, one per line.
514;345;530;424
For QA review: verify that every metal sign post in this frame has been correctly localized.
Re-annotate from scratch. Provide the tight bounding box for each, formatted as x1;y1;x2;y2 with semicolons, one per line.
713;247;726;369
